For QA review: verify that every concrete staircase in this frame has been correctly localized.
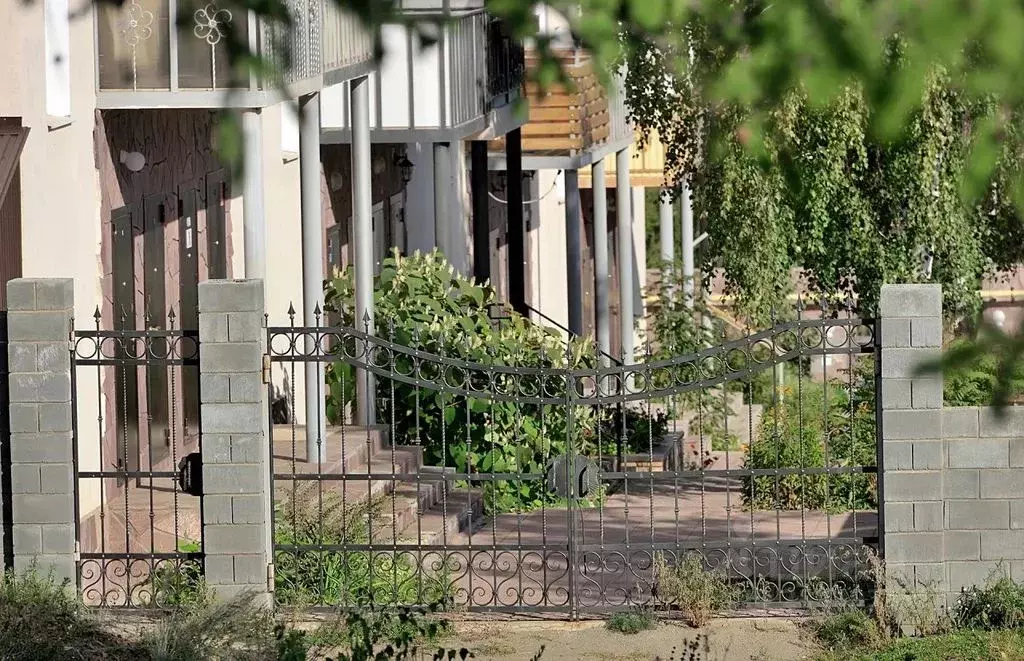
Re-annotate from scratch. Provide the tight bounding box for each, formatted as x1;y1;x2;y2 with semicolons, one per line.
271;425;484;547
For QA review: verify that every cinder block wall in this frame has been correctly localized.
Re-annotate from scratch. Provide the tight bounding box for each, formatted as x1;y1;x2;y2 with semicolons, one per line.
881;284;1024;612
939;407;1024;602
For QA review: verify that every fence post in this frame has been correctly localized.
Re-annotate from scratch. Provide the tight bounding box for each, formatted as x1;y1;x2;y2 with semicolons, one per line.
4;278;76;583
878;284;945;621
198;280;272;603
1;309;11;569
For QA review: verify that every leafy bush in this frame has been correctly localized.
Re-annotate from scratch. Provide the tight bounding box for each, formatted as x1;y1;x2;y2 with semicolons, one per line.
743;360;877;512
0;568;138;661
645;265;742;450
330;602;469;661
814;608;879;650
149;540;205;609
943;336;1024;407
606;608;658;634
591;406;670;458
954;573;1024;631
653;553;738;627
324;250;600;514
273;485;453;608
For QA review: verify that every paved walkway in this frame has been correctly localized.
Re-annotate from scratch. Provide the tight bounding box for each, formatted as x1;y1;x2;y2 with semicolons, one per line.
76;428;876;609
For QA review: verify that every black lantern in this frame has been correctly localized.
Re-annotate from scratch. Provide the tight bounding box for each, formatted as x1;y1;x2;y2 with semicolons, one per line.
395;153;414;185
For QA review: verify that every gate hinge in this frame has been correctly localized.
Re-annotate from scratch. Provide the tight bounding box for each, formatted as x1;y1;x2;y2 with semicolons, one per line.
73;541;81;563
262;354;271;384
267;562;275;592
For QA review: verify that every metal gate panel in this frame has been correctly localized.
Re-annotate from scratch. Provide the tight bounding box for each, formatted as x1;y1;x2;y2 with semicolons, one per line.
265;301;880;616
73;321;203;608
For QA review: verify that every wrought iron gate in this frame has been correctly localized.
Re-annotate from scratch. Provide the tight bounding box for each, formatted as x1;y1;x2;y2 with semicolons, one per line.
71;314;203;607
267;306;879;615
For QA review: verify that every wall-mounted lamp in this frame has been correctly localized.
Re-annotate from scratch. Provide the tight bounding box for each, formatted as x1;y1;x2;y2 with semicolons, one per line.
395;153;414;186
119;150;146;172
991;308;1007;330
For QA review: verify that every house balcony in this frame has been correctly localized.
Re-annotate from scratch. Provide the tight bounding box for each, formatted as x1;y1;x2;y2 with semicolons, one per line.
320;12;525;143
489;49;632;167
94;0;374;109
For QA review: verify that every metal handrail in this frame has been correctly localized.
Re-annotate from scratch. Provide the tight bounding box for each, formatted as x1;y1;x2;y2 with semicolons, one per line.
523;303;624;367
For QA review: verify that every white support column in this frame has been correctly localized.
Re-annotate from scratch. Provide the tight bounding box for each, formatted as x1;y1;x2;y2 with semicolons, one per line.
242;109;266;279
659;189;674;266
615;148;634;365
592;159;610;365
433;142;451;255
351;76;375;425
680;177;695;310
299;92;327;461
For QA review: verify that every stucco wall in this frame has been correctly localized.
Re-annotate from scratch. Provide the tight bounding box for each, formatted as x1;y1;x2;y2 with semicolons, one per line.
1;2;103;514
528;168;648;355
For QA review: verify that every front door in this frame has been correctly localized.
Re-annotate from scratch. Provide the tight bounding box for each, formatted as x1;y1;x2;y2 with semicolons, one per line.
109;169;228;478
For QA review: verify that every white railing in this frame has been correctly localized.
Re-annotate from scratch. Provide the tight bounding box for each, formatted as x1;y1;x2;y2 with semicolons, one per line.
323;1;374;75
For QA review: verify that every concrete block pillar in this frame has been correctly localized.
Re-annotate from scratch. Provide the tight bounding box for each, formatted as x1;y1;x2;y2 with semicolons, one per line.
5;278;76;583
198;279;272;602
879;284;946;609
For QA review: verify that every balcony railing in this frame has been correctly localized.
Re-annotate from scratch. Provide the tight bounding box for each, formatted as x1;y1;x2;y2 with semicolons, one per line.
95;0;373;98
321;10;523;135
323;1;374;81
487;18;525;109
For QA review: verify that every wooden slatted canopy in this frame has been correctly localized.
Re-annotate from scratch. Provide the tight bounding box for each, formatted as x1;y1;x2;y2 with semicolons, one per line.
490;50;614;156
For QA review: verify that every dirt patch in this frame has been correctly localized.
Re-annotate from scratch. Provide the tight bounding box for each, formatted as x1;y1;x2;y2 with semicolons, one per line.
442;617;820;661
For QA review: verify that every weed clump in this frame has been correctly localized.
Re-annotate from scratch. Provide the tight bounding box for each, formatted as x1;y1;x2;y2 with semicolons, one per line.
653;553;737;627
606;608;657;634
0;568;139;661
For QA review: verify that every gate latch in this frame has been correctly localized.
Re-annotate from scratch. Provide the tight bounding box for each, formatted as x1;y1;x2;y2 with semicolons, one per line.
177;452;203;497
545;454;600;499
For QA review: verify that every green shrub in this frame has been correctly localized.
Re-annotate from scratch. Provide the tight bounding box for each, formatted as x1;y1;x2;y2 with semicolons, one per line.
954;573;1024;631
324;250;600;515
148;540;205;609
645;264;737;450
330;601;470;661
273;485;453;608
814;608;879;650
606;608;658;634
591;406;670;457
0;568;138;661
743;361;877;512
943;336;1024;407
653;553;739;627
